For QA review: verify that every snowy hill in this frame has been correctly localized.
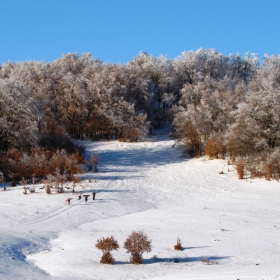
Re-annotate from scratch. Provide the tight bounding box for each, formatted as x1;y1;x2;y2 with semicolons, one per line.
1;131;280;280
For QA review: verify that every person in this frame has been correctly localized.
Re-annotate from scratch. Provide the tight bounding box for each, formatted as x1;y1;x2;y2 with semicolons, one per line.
92;192;96;200
66;198;72;205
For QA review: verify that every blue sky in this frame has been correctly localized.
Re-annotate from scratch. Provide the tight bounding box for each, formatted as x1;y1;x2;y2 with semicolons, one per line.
0;0;279;64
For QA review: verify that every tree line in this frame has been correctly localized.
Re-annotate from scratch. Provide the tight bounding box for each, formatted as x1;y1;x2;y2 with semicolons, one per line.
1;49;280;180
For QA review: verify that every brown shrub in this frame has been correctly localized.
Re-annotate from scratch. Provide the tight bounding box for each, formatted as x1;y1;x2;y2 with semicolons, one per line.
263;149;280;180
174;238;183;251
205;135;225;159
236;159;245;179
124;231;152;264
96;236;119;264
29;187;35;193
72;176;81;185
99;252;115;264
263;165;272;180
1;148;83;184
46;185;51;194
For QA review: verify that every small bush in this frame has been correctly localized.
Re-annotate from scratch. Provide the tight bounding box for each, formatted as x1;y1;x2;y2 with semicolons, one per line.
263;148;280;180
99;252;115;264
29;187;35;193
96;236;119;264
174;238;183;251
236;159;245;179
124;231;152;264
46;185;51;194
205;135;225;159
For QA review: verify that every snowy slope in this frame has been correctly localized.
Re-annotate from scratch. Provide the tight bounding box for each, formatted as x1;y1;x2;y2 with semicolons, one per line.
1;131;280;280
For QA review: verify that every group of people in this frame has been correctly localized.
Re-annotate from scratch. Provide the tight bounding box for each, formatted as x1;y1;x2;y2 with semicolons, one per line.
66;192;96;205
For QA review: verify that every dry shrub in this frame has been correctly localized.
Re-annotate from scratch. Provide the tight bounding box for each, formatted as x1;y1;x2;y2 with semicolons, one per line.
264;168;271;180
205;135;225;159
99;252;115;264
124;231;152;264
29;187;35;193
263;148;280;180
173;116;202;157
234;149;280;181
72;176;81;185
1;148;83;184
236;159;245;179
247;164;263;179
96;236;119;264
46;185;51;194
174;238;183;251
226;129;257;158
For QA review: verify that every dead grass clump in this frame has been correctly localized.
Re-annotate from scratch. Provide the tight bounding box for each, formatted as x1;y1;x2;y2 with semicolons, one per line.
264;166;271;181
174;238;183;251
201;257;217;265
236;159;245;179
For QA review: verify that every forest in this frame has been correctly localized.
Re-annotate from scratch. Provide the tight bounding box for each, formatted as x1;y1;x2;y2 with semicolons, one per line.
1;49;280;182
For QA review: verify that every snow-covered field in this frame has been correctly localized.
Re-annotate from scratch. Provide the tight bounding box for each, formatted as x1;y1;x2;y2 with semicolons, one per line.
1;131;280;280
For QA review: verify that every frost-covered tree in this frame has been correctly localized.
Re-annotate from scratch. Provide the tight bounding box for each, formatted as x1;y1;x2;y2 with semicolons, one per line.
0;49;273;170
226;56;280;156
0;79;37;150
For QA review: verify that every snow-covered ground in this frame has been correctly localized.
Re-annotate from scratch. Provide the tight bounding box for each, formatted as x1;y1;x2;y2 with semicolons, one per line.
1;131;280;280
